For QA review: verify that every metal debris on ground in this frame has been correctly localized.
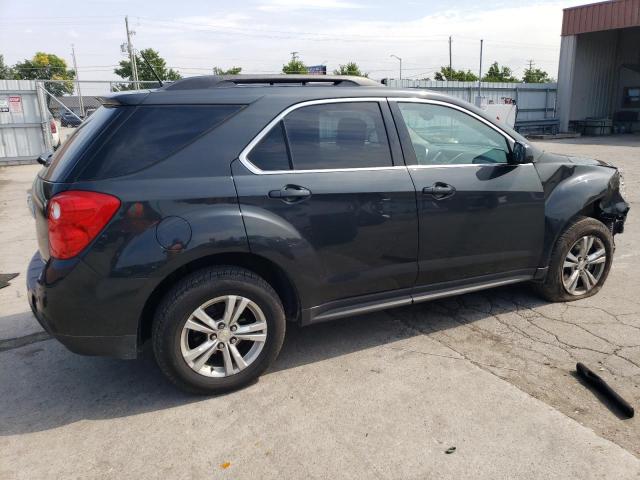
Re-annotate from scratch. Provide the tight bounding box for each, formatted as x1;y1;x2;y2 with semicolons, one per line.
0;272;19;289
576;363;634;419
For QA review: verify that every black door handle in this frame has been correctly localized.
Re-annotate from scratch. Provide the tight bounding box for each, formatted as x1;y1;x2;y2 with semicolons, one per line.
269;185;312;202
422;182;455;199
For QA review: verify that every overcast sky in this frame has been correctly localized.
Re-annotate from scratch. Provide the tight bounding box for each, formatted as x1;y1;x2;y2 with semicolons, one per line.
1;0;587;93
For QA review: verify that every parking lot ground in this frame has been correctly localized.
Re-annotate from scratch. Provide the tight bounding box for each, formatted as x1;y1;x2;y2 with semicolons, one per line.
1;135;639;479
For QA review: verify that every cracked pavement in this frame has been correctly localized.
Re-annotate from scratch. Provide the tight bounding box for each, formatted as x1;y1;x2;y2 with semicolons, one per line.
0;135;638;478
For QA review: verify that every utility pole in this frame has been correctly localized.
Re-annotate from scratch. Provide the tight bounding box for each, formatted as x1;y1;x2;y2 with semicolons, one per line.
448;36;452;73
125;16;139;89
290;51;299;62
70;44;84;117
477;39;483;106
525;59;534;82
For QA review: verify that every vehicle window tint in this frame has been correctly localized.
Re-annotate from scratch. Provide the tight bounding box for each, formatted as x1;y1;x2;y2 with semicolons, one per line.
247;121;291;171
43;106;123;182
283;102;392;170
397;103;510;165
78;105;243;179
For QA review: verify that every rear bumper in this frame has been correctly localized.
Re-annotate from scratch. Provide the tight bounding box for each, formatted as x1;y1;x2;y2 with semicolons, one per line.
26;251;144;359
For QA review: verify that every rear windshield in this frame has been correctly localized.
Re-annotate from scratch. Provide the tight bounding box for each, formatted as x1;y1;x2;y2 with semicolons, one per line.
43;104;243;182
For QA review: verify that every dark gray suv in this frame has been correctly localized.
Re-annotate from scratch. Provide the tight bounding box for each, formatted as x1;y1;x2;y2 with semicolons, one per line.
28;75;629;393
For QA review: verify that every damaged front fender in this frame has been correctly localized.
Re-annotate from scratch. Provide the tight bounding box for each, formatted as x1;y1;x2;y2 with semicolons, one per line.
534;153;629;268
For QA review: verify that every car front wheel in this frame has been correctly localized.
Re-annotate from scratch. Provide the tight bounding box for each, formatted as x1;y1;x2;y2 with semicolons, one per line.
535;216;614;302
152;267;286;394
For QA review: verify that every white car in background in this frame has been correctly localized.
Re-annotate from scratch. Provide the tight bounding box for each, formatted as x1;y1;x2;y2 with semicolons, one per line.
49;115;60;150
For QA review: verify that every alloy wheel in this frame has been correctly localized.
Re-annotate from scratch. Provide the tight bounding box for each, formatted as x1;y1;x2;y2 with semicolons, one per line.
562;235;607;296
180;295;268;377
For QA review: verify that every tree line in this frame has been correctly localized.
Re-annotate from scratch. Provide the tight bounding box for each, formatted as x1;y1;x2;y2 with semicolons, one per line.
433;62;552;83
0;49;553;96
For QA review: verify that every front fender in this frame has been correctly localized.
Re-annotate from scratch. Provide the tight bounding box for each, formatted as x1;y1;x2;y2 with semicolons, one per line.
536;160;629;267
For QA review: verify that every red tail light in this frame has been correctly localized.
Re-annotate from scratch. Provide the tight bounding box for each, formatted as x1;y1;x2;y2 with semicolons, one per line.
49;119;57;134
48;191;120;259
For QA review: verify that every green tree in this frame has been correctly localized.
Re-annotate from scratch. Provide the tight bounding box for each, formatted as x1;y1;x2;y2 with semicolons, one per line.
522;65;552;83
282;58;308;74
434;66;478;81
0;55;13;79
12;52;75;95
114;48;182;88
333;62;368;77
212;66;242;75
481;61;518;82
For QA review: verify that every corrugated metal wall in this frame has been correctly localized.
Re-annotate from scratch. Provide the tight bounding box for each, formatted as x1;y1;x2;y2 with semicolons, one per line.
0;80;46;164
385;80;557;121
569;30;618;120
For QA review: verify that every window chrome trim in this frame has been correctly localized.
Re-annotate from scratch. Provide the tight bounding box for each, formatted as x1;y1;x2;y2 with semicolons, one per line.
239;97;397;175
408;163;536;169
238;96;518;174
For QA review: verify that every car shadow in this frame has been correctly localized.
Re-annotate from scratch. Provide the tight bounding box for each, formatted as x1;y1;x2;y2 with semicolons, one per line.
0;283;548;436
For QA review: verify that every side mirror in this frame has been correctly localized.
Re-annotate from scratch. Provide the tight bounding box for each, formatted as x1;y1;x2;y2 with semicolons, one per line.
511;141;534;164
37;151;53;166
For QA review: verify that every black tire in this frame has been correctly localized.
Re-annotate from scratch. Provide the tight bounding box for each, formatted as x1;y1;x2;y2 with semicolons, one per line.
535;216;614;302
152;266;286;395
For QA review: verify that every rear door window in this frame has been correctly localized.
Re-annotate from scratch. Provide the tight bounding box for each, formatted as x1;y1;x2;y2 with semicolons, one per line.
284;102;392;170
77;104;243;180
245;102;393;172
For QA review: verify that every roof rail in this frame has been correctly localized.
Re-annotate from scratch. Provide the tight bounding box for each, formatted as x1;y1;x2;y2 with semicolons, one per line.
163;74;380;90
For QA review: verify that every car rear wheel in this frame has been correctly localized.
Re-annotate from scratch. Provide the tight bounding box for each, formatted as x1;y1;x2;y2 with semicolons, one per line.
535;216;614;302
152;266;286;394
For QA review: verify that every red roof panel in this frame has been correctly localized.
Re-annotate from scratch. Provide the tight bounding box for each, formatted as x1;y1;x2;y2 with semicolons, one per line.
562;0;640;35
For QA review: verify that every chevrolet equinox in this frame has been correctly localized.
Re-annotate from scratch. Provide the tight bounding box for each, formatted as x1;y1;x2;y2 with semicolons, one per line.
27;75;629;393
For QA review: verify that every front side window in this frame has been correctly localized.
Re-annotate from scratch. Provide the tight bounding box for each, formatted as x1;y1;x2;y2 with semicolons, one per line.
397;103;510;165
247;101;393;171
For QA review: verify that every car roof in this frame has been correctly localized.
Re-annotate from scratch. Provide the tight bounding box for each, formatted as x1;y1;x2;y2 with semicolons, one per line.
99;74;465;105
97;74;527;143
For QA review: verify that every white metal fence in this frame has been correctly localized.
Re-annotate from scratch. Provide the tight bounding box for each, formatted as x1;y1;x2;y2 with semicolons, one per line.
0;80;48;164
385;79;558;123
0;80;161;165
1;77;561;165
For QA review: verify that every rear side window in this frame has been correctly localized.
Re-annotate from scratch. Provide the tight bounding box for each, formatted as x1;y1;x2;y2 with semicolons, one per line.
246;101;393;172
285;102;392;170
42;107;121;182
247;121;291;171
78;105;243;179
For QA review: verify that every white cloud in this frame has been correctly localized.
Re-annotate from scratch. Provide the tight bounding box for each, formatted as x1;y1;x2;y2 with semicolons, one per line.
2;0;588;88
258;0;364;12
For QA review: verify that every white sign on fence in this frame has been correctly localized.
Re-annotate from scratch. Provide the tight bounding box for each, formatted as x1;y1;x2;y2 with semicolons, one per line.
0;96;8;113
9;96;22;114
